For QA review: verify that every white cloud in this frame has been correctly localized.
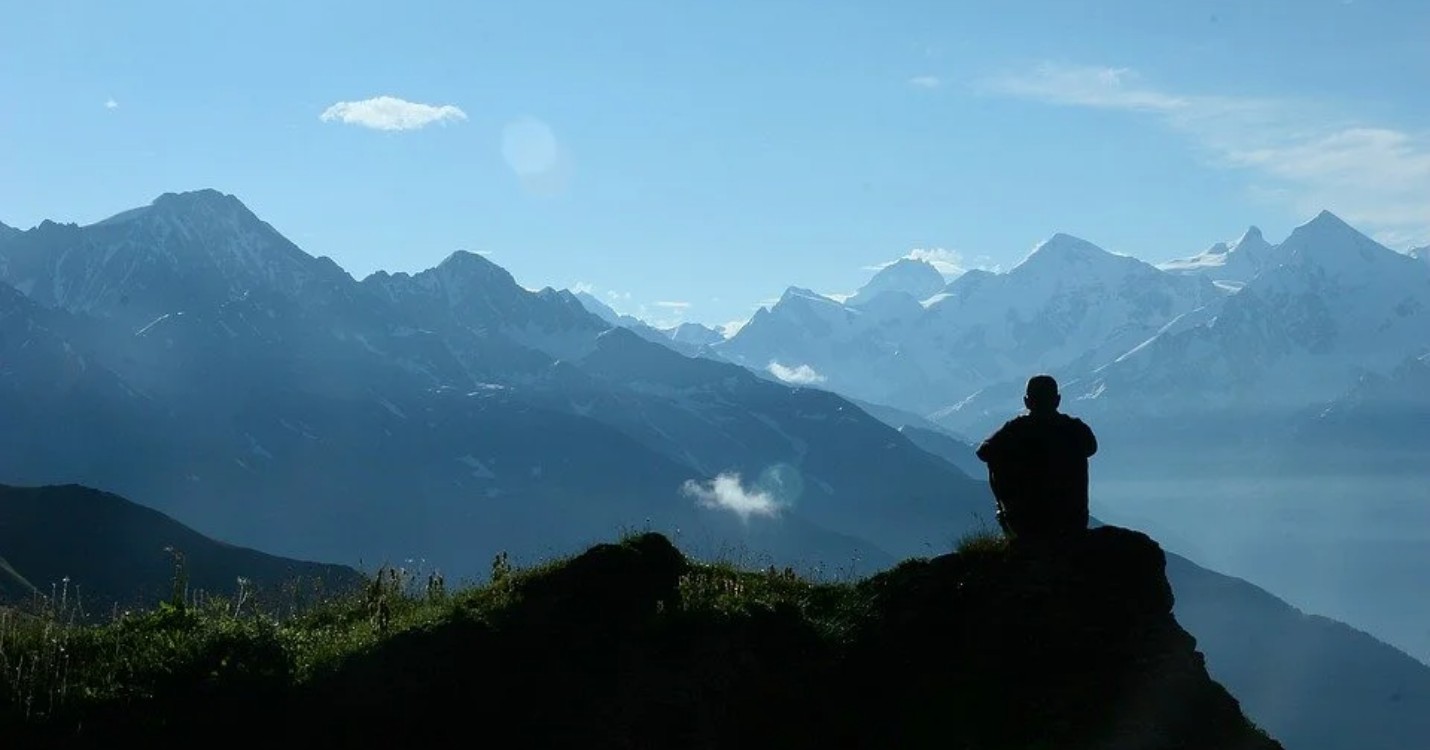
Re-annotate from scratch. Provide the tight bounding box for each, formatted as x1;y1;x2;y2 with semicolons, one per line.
570;281;595;294
654;300;691;310
982;62;1430;248
983;63;1188;112
767;362;826;385
320;95;466;131
104;98;119;110
908;75;942;89
682;472;784;522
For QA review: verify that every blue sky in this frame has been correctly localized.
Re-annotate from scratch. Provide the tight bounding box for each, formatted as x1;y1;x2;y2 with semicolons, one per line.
2;0;1428;329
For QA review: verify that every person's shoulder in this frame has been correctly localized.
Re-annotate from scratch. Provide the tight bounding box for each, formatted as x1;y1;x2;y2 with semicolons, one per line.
986;413;1022;430
1060;413;1096;438
998;414;1036;432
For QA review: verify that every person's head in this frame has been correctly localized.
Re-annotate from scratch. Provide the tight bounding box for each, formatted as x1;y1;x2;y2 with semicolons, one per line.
1024;374;1060;414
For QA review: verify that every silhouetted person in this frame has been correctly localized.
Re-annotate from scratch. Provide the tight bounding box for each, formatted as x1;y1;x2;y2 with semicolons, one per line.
976;375;1097;542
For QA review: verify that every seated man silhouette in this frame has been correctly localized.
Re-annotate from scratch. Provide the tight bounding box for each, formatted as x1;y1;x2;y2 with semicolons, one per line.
975;375;1097;543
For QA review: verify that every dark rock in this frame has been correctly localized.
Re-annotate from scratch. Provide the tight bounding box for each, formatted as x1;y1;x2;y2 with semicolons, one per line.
514;531;689;630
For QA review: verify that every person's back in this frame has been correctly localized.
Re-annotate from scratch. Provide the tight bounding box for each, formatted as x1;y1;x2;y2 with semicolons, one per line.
976;375;1097;541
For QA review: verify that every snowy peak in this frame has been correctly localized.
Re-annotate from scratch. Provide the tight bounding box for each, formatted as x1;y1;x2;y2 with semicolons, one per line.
1013;233;1125;276
1158;224;1278;288
777;286;842;308
1231;225;1266;252
846;258;945;306
1288;210;1360;245
1277;209;1405;273
1088;211;1430;420
1410;246;1430;267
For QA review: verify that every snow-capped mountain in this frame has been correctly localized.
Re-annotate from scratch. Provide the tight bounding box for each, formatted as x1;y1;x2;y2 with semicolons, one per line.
844;258;946;307
1157;226;1281;292
719;233;1219;415
1071;211;1430;428
1410;245;1429;268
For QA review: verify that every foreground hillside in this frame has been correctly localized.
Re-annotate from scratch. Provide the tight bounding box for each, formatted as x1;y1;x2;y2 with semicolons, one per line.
2;527;1278;749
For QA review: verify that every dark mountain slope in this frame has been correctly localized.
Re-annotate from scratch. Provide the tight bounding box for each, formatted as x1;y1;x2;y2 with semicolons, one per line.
1166;551;1430;750
0;484;362;614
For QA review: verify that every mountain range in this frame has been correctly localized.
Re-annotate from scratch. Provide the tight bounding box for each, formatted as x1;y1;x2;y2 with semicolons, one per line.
2;191;1428;748
714;211;1430;468
0;190;984;576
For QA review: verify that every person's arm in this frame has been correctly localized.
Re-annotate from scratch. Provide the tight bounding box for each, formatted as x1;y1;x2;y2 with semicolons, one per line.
976;423;1008;463
1079;420;1098;458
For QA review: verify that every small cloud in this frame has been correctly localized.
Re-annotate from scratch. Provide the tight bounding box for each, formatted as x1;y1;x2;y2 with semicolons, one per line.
104;98;119;110
654;301;691;310
605;290;632;302
908;75;942;89
320;95;466;131
571;281;594;294
682;472;784;522
767;362;826;385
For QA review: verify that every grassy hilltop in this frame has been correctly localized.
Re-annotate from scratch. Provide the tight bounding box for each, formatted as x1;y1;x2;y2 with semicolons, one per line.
1;526;1279;749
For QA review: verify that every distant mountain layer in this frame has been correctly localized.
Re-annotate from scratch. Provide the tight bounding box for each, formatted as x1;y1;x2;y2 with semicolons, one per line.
1164;546;1430;750
718;233;1221;416
0;483;362;613
0;190;989;578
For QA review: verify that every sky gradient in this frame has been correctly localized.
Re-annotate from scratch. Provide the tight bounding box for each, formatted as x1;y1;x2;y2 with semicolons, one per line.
3;0;1428;328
